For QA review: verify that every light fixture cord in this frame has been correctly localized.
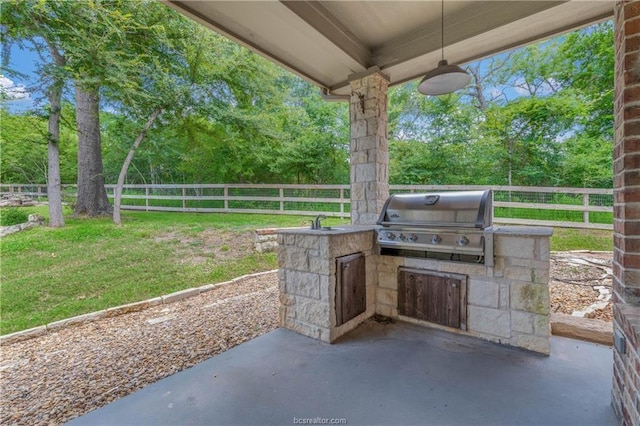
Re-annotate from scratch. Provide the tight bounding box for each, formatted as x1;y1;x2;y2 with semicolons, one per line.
441;0;444;61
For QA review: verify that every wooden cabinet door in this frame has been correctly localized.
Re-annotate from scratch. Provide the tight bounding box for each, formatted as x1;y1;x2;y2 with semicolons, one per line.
336;253;366;326
398;268;466;329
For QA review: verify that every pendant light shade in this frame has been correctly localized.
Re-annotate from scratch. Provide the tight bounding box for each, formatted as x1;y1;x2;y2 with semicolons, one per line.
418;0;470;96
418;59;471;95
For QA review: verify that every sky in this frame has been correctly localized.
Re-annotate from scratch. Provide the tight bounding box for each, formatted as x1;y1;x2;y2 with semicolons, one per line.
1;43;41;111
2;38;520;115
0;22;599;116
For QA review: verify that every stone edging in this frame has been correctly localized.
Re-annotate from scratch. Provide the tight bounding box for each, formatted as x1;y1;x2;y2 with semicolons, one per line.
0;270;278;346
550;313;613;345
0;214;45;238
2;269;614;347
550;250;613;254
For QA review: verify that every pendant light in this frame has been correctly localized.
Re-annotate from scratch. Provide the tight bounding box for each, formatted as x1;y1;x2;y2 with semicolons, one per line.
418;0;471;95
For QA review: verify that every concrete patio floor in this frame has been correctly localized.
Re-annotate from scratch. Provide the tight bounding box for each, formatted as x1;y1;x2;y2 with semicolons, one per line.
69;320;617;426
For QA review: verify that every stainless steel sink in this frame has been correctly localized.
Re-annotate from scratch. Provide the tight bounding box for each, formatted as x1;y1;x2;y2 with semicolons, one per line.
321;227;346;231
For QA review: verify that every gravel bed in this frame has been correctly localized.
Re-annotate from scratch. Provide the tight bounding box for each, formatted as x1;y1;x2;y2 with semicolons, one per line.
0;272;279;425
550;252;613;322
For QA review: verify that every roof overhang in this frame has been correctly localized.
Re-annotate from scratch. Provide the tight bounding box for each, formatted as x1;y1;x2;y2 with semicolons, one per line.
163;1;613;95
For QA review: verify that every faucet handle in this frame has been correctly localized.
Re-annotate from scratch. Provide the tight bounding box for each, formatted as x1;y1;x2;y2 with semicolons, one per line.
311;214;326;230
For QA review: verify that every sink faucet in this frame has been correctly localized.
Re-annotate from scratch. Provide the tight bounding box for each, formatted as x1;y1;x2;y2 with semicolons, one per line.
311;214;326;230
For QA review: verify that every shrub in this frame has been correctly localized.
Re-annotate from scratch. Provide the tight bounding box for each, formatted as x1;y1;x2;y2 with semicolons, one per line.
0;208;29;226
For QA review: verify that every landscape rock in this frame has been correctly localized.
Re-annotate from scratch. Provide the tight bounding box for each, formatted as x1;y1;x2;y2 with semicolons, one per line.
550;313;613;345
0;214;45;238
0;195;36;208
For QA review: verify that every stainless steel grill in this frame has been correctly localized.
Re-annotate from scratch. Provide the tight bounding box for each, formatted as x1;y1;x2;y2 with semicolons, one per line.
376;190;492;264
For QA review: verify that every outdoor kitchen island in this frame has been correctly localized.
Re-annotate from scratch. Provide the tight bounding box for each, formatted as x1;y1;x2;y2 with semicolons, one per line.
277;224;554;354
277;225;378;344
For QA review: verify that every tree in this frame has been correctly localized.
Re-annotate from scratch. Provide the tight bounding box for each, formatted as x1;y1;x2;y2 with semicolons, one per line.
62;0;139;216
388;82;480;185
108;7;295;222
74;84;111;215
1;0;79;226
45;42;65;225
482;95;582;186
0;107;78;184
0;110;48;183
386;20;613;188
560;135;612;188
270;77;349;184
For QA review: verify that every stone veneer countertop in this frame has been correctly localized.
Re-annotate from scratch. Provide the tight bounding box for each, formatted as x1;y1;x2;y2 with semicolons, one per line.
486;226;554;236
278;225;553;237
277;225;376;235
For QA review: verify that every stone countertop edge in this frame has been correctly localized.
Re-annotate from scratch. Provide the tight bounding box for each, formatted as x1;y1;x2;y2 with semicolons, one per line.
485;225;554;237
276;225;376;235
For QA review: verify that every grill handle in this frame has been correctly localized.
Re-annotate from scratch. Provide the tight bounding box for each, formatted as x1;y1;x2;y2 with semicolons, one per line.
378;221;482;229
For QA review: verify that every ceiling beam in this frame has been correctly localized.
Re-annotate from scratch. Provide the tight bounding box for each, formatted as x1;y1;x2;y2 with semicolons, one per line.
372;1;565;70
280;1;371;69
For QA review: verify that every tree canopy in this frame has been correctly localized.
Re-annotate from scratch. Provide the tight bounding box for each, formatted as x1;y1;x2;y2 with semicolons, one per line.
1;2;614;196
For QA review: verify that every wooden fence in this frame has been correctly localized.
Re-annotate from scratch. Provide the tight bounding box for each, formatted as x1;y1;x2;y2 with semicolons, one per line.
0;183;614;230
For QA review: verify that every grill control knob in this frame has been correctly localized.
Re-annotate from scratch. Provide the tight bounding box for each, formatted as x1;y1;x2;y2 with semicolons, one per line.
457;236;470;247
409;234;418;242
431;235;442;244
399;233;406;241
386;232;396;240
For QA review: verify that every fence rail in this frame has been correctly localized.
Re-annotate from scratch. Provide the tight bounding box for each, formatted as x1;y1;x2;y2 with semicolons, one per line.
0;183;613;230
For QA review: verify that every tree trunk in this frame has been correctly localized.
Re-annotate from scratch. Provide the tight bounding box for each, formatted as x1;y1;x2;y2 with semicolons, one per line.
46;43;65;227
74;84;112;216
113;108;162;225
46;88;65;227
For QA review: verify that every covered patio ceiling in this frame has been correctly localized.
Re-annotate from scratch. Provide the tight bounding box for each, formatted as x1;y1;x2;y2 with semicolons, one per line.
163;1;613;95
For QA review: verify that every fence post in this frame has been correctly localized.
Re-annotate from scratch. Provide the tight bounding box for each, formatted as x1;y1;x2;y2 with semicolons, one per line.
279;187;284;213
145;187;150;212
583;193;590;224
224;187;229;211
340;188;345;217
491;190;495;222
182;187;186;210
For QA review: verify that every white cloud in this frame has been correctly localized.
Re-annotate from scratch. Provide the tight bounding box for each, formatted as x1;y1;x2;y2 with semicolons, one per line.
512;76;561;97
0;75;30;100
512;78;531;96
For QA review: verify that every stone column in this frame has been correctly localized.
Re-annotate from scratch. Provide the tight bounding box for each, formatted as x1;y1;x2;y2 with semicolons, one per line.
612;1;640;424
349;70;389;225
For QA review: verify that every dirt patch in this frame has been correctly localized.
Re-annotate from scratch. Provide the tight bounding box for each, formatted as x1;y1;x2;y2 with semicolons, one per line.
550;251;612;322
155;229;254;266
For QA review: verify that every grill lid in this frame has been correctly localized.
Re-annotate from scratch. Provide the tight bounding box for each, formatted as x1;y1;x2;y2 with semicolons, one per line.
377;190;492;229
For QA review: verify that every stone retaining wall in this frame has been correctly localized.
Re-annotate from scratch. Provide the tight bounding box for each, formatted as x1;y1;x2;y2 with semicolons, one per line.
254;229;279;253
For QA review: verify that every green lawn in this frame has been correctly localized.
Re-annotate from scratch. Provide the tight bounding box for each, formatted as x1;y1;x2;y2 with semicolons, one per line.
0;207;611;335
550;227;613;252
0;207;346;335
